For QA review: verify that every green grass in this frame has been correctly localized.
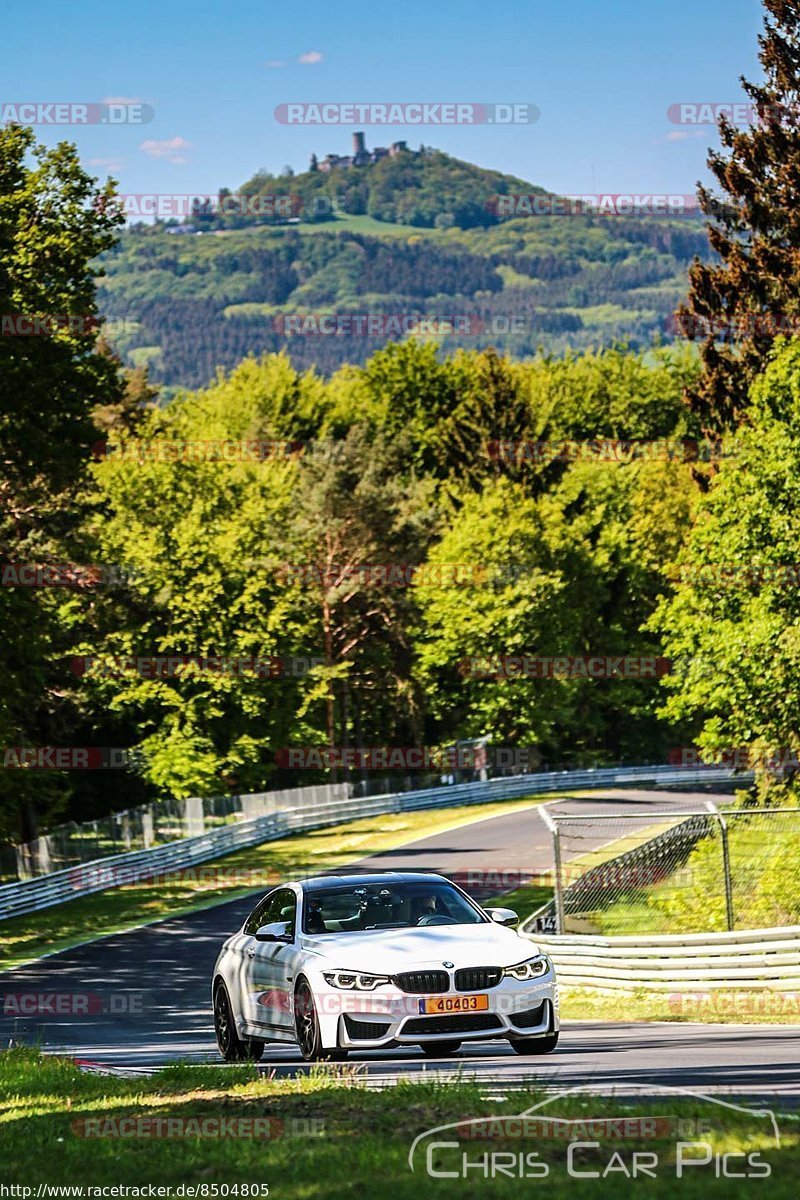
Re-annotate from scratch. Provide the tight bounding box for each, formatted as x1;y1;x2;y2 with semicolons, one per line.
1;1048;797;1195
0;794;554;971
494;879;554;923
560;987;800;1025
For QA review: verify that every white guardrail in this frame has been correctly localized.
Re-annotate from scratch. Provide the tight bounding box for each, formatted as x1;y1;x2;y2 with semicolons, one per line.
527;927;800;992
0;763;746;923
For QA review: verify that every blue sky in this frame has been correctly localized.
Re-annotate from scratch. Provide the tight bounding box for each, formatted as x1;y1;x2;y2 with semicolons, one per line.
2;0;764;199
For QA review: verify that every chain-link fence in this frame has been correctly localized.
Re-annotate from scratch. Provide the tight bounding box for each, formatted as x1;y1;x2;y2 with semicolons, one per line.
534;804;800;935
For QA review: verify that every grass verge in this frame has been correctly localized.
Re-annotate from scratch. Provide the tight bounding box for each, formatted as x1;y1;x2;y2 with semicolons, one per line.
1;1048;797;1195
560;987;800;1025
1;794;554;972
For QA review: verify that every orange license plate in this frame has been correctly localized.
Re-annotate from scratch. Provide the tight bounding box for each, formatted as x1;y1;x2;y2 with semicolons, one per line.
419;994;489;1014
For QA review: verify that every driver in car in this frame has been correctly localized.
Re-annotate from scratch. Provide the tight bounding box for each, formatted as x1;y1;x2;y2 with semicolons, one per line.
411;893;439;924
305;898;326;934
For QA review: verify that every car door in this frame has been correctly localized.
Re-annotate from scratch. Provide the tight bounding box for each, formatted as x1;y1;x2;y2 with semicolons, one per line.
242;887;298;1033
225;890;277;1024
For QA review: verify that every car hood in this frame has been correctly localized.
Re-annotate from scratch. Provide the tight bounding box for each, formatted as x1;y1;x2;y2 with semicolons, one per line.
301;922;539;971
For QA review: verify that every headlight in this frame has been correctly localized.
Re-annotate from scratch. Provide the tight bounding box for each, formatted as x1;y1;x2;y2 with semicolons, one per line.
503;955;551;981
322;970;391;990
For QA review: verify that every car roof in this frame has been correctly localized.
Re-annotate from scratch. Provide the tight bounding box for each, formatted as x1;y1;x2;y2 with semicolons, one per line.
301;871;450;892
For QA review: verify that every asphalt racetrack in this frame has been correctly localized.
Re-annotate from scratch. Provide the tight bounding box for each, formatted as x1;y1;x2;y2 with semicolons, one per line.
2;789;797;1099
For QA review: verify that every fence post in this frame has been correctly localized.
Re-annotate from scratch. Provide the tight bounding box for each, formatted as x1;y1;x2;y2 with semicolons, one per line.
183;796;205;838
142;808;154;850
540;804;565;934
707;801;734;931
553;827;566;935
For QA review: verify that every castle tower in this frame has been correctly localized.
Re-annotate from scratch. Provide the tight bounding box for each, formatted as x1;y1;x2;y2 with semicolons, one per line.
352;131;367;163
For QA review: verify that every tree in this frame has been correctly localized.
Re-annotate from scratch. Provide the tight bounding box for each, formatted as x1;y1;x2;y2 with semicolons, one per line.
414;460;695;765
0;125;123;842
92;348;158;437
678;0;800;434
85;354;324;799
653;339;800;793
282;427;436;779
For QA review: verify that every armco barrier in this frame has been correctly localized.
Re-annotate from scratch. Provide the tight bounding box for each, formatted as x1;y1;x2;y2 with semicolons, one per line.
526;927;800;992
0;763;747;922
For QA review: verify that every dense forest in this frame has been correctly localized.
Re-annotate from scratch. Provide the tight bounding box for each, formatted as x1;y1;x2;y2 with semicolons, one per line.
100;152;711;389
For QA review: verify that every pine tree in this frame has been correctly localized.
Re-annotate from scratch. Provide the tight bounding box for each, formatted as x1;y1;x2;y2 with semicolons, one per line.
678;0;800;435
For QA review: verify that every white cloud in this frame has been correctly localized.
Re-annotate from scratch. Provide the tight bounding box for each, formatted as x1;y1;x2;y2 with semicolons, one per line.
298;50;323;64
665;129;708;142
265;59;286;68
139;136;192;164
87;156;126;172
102;96;143;105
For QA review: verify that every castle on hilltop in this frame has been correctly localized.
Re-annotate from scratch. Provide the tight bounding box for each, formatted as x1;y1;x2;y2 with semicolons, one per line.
312;132;411;173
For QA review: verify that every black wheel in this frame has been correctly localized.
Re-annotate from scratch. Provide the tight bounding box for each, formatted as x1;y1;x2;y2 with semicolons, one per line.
214;981;264;1062
508;1031;559;1055
420;1041;462;1057
294;979;347;1062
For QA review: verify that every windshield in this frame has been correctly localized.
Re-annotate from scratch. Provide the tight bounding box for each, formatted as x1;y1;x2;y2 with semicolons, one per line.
302;880;487;934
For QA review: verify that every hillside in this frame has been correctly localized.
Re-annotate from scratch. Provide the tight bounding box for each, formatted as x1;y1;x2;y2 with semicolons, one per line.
98;146;710;389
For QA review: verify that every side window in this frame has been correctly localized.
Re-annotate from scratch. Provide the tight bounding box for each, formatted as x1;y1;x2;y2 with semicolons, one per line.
244;890;279;935
244;888;296;937
273;888;297;938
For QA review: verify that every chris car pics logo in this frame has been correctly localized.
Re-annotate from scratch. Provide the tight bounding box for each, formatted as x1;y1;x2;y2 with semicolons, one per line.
408;1086;779;1180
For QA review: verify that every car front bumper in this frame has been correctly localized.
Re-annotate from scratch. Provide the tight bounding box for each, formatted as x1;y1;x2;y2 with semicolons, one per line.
313;974;559;1049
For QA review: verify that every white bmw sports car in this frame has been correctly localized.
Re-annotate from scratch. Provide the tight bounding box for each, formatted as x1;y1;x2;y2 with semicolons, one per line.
212;871;559;1062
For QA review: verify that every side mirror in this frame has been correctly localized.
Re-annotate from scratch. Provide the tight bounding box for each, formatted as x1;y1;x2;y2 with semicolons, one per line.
485;907;519;927
255;920;293;943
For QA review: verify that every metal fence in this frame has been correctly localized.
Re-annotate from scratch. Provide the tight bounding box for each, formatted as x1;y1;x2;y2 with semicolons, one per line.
9;760;747;881
523;926;800;993
534;802;800;935
12;783;352;879
0;762;748;922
